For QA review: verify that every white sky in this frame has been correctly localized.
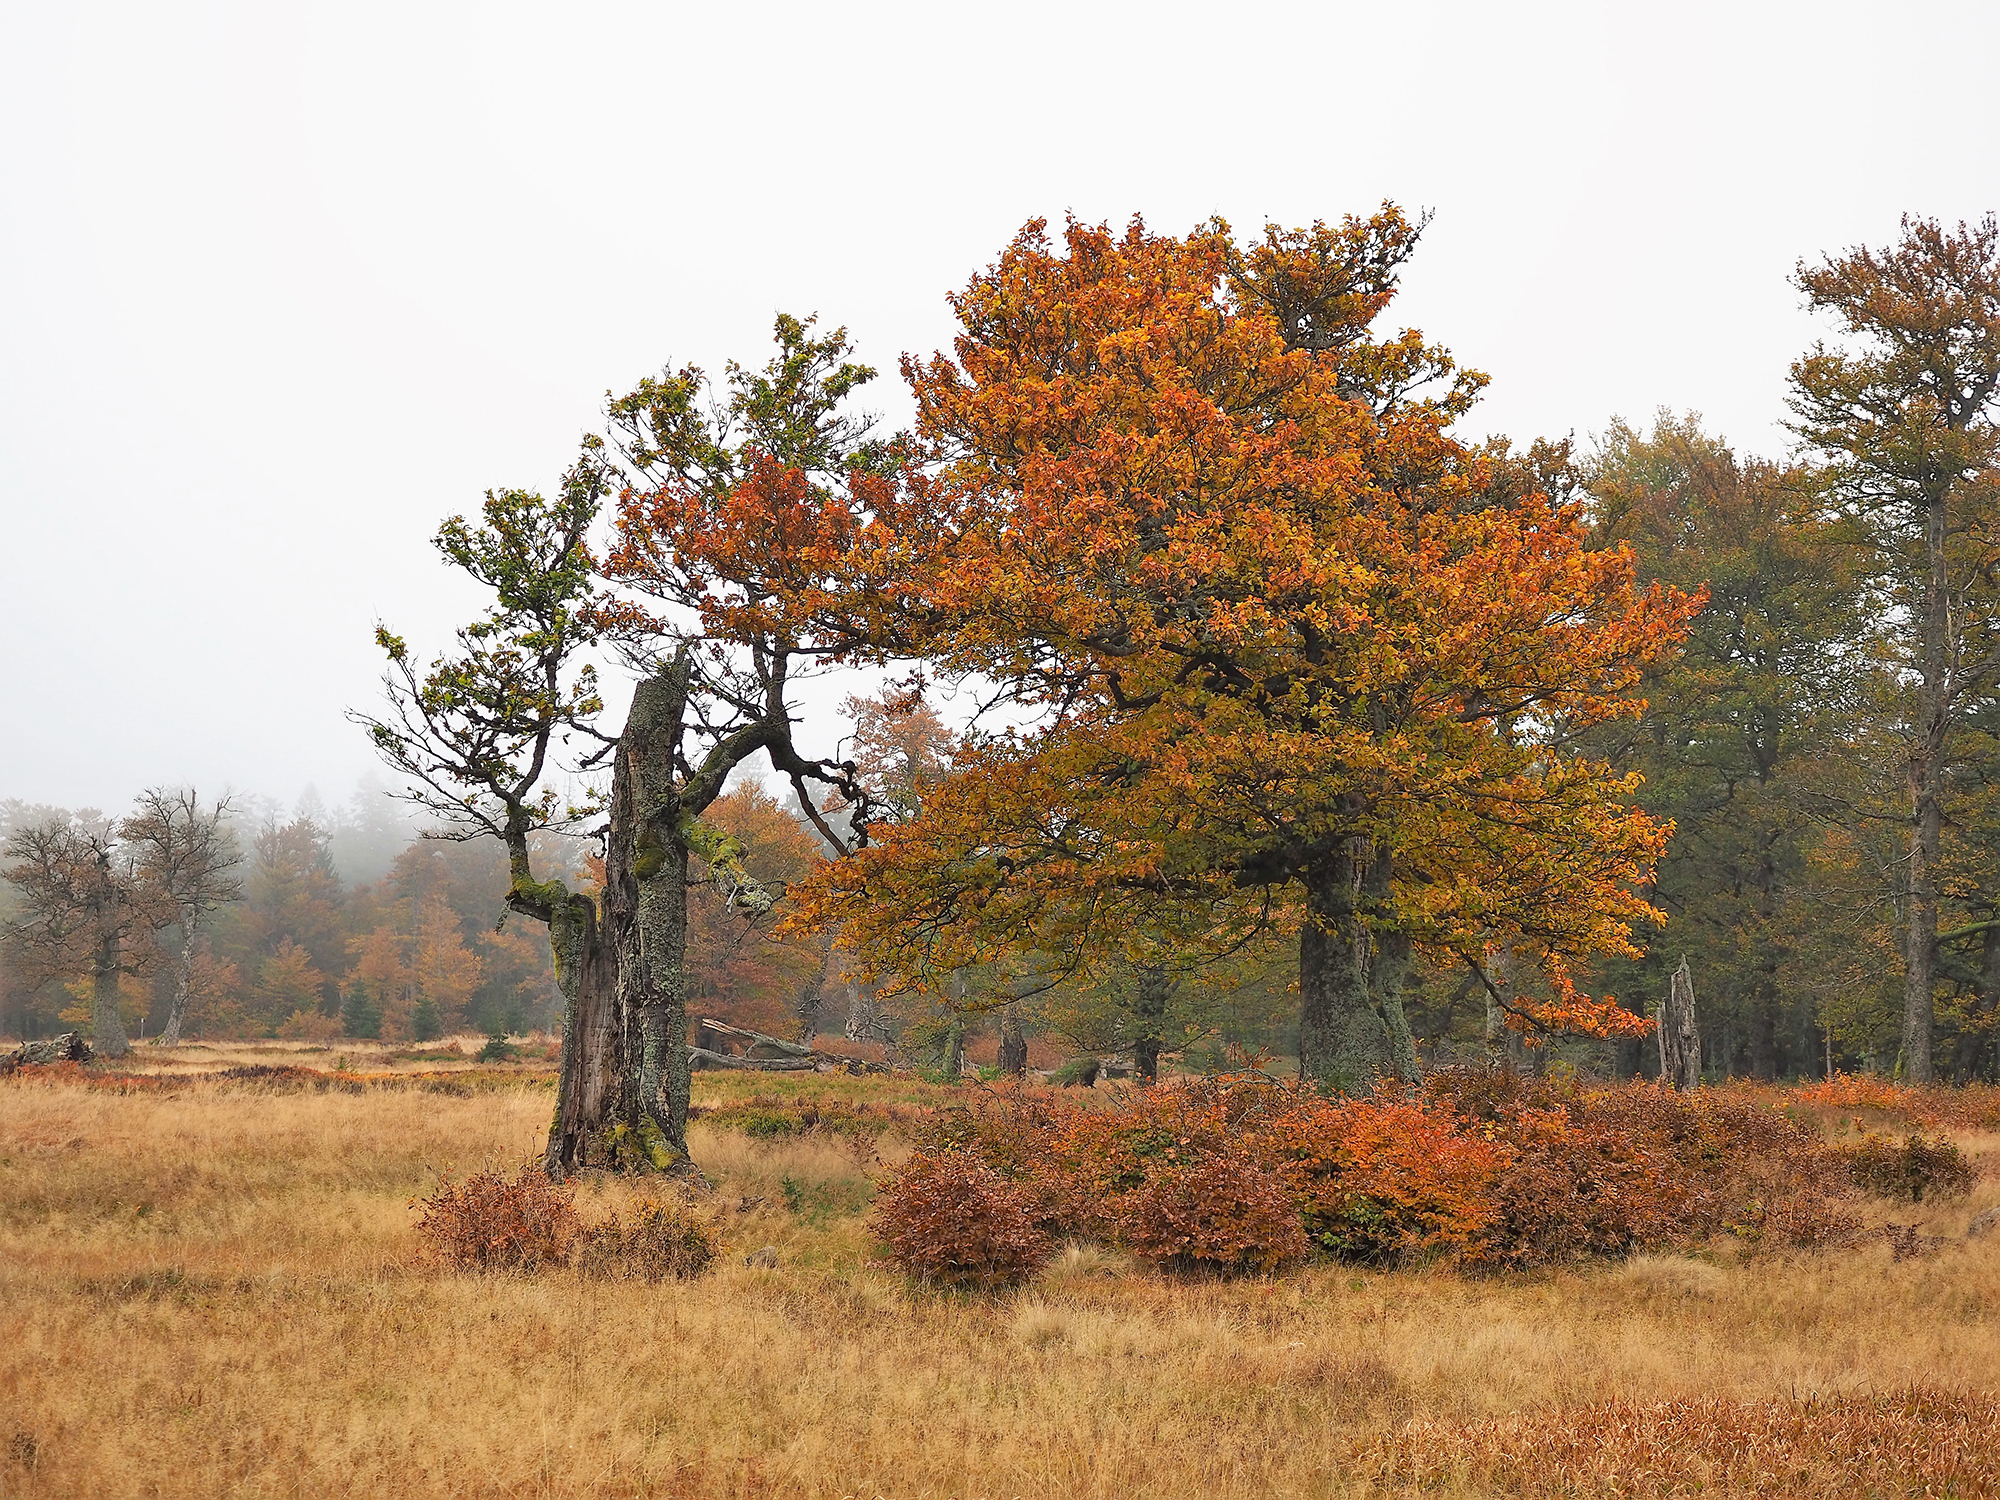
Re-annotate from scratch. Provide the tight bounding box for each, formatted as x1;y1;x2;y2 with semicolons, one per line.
3;0;1997;815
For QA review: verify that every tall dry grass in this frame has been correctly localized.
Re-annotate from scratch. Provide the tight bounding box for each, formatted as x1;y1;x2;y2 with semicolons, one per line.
1;1056;1996;1498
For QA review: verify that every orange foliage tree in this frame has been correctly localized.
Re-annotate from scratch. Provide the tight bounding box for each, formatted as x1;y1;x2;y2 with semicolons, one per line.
799;208;1695;1088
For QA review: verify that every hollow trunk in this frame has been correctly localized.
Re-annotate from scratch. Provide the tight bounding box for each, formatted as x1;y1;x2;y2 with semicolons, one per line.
1297;849;1390;1091
1658;956;1701;1090
998;1001;1028;1076
541;891;642;1177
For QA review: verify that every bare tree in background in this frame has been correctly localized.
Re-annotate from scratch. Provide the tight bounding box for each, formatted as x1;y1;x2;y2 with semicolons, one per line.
121;789;244;1045
2;818;162;1057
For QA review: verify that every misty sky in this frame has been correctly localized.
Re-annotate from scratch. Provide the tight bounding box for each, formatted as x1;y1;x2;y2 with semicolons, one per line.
3;0;1997;816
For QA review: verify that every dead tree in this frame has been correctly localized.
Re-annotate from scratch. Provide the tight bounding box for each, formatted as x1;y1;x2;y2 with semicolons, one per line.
1659;956;1702;1090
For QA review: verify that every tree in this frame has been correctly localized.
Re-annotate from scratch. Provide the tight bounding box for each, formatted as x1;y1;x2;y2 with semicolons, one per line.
588;312;926;1160
362;316;920;1175
1584;414;1873;1077
121;788;244;1045
2;816;164;1057
1789;215;2000;1082
357;460;644;1171
801;209;1691;1089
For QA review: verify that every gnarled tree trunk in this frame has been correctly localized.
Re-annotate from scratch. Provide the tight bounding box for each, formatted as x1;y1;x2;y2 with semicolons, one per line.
1298;847;1389;1091
88;857;129;1059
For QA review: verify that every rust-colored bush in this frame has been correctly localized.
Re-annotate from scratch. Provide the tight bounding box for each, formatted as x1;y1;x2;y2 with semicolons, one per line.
872;1148;1054;1289
412;1165;580;1272
1261;1094;1504;1262
1842;1133;1976;1203
1116;1152;1306;1274
575;1197;718;1281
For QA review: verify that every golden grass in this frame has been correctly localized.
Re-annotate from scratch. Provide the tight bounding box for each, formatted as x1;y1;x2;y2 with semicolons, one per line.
1;1054;1997;1499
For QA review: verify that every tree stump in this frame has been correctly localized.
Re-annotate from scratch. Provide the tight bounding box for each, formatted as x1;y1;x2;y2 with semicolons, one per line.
1658;957;1702;1090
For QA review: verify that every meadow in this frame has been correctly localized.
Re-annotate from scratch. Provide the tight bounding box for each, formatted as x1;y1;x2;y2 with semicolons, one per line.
2;1042;1997;1499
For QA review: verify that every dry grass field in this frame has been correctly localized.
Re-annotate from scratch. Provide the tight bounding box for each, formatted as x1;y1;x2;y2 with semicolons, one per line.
2;1043;1997;1498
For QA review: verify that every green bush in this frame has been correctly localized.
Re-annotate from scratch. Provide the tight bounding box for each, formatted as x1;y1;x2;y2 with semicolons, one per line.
1842;1134;1976;1203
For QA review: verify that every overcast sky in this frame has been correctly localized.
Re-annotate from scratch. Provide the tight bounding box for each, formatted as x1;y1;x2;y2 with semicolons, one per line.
3;0;1996;818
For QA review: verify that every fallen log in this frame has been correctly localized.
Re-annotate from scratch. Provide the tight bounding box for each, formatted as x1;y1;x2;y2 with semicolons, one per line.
697;1019;815;1058
8;1032;93;1067
687;1046;822;1072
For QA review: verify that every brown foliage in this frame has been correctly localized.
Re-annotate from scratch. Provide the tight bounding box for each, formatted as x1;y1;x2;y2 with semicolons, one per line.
574;1198;718;1282
412;1165;582;1273
1116;1153;1306;1275
870;1148;1054;1289
412;1164;719;1280
892;1071;1864;1278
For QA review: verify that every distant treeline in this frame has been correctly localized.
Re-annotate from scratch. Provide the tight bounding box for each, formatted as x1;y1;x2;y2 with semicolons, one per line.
0;779;829;1045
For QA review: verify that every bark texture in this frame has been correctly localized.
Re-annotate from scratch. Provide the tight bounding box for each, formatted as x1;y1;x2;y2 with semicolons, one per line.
1296;842;1418;1091
1659;956;1702;1091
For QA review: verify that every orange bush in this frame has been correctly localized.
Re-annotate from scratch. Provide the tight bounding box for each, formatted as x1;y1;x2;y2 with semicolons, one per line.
1259;1094;1504;1262
1116;1153;1306;1275
871;1149;1055;1288
901;1072;1870;1278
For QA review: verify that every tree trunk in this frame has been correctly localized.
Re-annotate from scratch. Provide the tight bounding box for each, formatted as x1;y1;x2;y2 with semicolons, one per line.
1658;956;1701;1090
1901;770;1941;1084
1363;842;1419;1083
998;1001;1028;1076
158;922;197;1047
541;888;645;1176
610;671;699;1174
1297;848;1391;1091
1133;965;1169;1083
1901;489;1950;1085
89;858;128;1059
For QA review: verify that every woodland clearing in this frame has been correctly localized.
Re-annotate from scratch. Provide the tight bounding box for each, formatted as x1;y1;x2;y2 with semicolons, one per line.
2;1043;1998;1499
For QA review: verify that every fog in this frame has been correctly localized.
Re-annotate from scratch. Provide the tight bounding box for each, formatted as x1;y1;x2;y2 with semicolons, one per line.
3;0;1996;811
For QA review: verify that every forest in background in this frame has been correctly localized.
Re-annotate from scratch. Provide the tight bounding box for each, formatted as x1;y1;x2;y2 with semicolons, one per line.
0;778;832;1048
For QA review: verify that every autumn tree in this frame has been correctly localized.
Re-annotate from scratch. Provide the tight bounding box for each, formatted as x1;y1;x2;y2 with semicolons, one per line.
364;316;924;1175
801;209;1692;1090
588;312;929;1156
121;788;244;1045
1;815;164;1056
1789;215;2000;1082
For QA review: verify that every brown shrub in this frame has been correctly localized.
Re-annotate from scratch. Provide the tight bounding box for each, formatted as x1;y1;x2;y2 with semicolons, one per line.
412;1166;580;1272
1116;1153;1306;1275
871;1149;1054;1289
575;1197;718;1281
1841;1133;1977;1203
